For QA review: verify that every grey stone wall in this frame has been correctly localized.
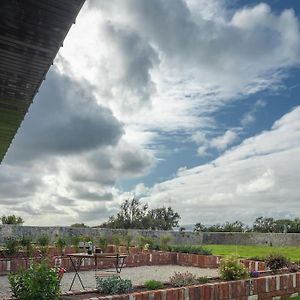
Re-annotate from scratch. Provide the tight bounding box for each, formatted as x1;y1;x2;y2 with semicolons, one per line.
1;225;300;246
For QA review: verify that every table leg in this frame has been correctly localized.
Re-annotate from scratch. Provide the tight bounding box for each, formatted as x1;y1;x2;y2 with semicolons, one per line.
69;257;85;291
114;254;126;274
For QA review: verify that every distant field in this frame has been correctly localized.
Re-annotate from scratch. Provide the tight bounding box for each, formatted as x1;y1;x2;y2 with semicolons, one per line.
202;244;300;261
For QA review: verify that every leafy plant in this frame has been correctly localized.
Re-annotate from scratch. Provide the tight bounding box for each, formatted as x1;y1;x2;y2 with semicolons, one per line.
160;235;171;251
169;271;198;287
20;236;33;258
123;234;133;250
197;276;209;284
265;253;289;273
96;276;133;295
37;235;50;257
69;236;81;252
219;256;249;281
4;237;19;256
9;261;61;300
144;280;164;290
55;236;67;256
99;237;108;252
112;235;121;247
136;235;148;250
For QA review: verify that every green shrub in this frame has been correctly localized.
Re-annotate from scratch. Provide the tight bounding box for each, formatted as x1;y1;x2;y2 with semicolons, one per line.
123;234;133;250
169;245;212;255
169;271;198;287
20;236;33;258
265;253;289;273
69;236;81;252
9;261;61;300
37;235;50;257
144;280;164;290
111;235;121;247
55;236;67;256
219;256;249;281
4;237;19;256
197;276;209;284
99;237;108;252
160;235;171;251
96;276;133;295
1;215;24;225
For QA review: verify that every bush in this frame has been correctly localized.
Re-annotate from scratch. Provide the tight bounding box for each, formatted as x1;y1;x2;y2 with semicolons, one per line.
1;215;24;225
160;235;171;251
20;236;33;258
96;276;133;295
99;237;108;252
4;237;19;256
37;235;50;257
169;271;198;287
197;276;210;284
9;261;61;300
55;236;67;256
265;253;289;273
219;256;249;281
144;279;164;290
288;263;299;273
169;245;212;255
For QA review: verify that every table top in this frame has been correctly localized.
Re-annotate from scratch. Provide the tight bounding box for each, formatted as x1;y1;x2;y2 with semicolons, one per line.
67;252;129;258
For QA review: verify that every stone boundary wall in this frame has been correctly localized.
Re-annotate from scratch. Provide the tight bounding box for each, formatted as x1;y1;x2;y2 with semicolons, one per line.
0;251;266;275
83;272;300;300
1;225;300;246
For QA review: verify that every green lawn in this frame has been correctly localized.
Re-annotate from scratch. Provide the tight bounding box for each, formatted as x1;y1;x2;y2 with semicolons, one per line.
202;244;300;261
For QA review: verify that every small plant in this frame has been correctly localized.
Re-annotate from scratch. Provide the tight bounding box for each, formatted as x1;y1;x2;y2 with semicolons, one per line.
37;234;50;257
169;271;198;287
99;237;108;252
160;235;171;251
288;263;299;273
197;276;209;284
4;237;19;256
69;235;81;252
123;234;133;251
112;235;121;247
265;253;289;273
9;261;61;300
96;275;133;295
219;256;249;281
55;236;67;256
20;236;33;258
144;279;164;290
136;235;148;250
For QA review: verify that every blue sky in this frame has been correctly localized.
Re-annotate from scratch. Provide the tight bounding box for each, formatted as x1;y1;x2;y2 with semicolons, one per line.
1;0;300;226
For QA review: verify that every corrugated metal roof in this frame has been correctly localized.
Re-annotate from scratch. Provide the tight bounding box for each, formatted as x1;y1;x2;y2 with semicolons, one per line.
0;0;85;163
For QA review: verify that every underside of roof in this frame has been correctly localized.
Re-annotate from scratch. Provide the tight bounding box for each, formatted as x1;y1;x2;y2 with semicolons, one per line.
0;0;85;163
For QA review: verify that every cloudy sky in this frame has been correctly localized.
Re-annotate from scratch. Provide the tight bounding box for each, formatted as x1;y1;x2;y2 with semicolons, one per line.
1;0;300;226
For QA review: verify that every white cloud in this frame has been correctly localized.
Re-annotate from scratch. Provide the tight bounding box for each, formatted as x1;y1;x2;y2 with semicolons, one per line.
139;107;300;224
210;130;238;150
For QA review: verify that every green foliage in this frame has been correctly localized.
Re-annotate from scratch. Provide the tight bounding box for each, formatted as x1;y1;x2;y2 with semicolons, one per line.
8;261;61;300
169;271;198;287
194;221;248;232
20;236;33;258
4;237;19;256
69;235;81;252
123;234;133;250
99;237;108;252
197;276;209;284
100;198;180;230
169;245;212;255
1;215;24;225
136;235;151;250
144;280;164;290
96;276;133;295
160;235;171;251
112;235;121;247
265;253;289;272
37;235;50;257
219;256;249;281
70;223;89;228
55;236;67;256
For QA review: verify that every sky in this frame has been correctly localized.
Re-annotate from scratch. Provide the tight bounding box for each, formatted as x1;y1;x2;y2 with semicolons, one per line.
1;0;300;227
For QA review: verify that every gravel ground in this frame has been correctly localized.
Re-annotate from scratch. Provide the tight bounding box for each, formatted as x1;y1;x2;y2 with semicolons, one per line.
0;265;219;299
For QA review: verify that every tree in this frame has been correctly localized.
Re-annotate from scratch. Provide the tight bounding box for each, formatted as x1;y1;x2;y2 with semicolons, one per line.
223;221;248;232
1;215;24;225
194;222;208;232
100;198;181;230
70;223;89;228
253;217;276;233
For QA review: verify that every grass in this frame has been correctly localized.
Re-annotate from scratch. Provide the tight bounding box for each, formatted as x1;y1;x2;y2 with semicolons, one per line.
202;244;300;261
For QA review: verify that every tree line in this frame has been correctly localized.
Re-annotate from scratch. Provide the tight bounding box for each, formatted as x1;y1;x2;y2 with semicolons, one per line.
194;217;300;233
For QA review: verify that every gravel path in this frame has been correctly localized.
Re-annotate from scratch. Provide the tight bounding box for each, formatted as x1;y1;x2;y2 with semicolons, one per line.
0;265;219;299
